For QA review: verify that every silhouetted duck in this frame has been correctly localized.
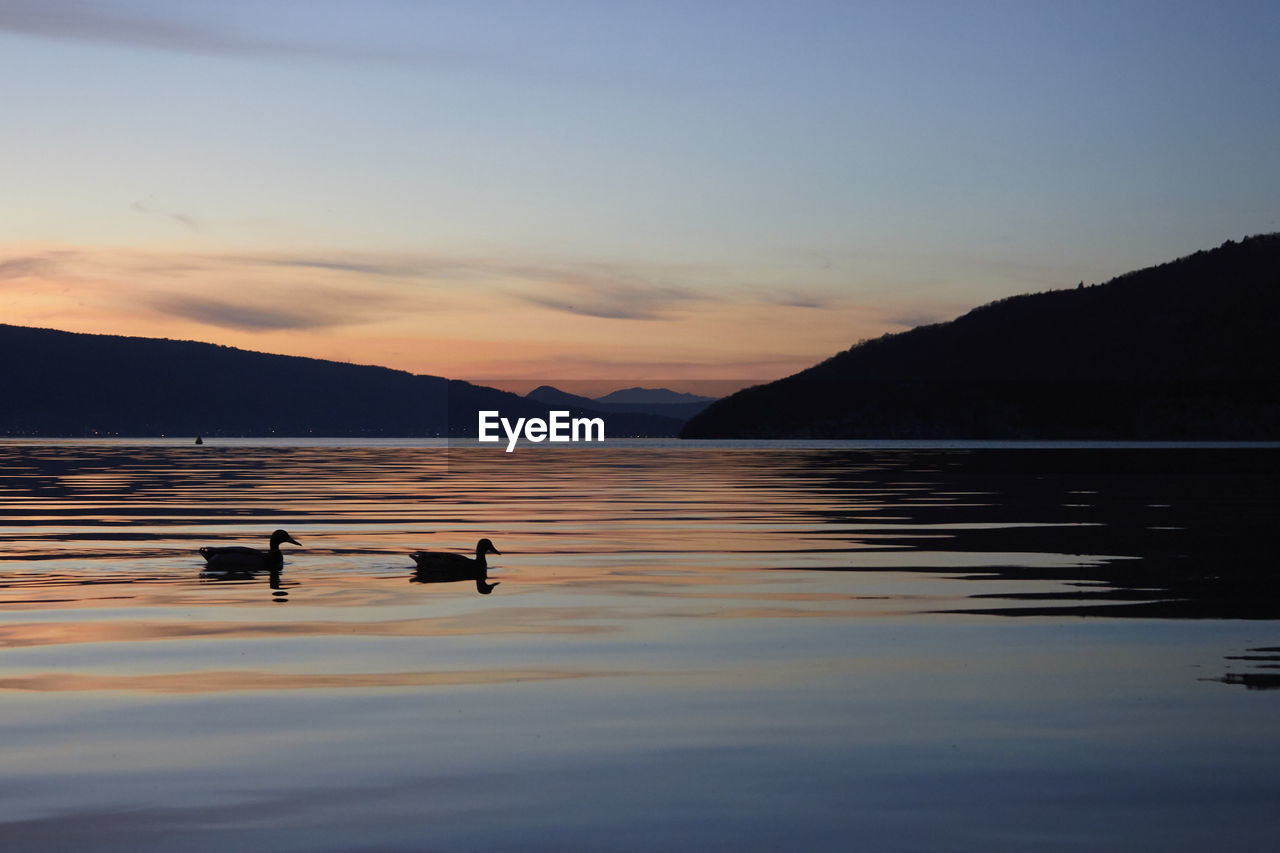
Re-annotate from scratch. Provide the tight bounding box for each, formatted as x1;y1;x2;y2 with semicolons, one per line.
409;538;500;571
200;529;301;571
409;539;502;594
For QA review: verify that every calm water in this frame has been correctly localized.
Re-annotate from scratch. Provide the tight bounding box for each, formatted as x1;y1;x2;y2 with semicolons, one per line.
1;440;1279;851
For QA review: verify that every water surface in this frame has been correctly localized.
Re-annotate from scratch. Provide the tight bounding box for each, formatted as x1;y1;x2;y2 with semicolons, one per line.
1;441;1278;850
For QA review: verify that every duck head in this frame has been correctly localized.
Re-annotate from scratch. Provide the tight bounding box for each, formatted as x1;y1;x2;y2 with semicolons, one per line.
476;538;500;556
270;529;302;549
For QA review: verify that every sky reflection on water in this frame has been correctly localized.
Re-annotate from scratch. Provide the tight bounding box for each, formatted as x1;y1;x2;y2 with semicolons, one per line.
0;442;1278;850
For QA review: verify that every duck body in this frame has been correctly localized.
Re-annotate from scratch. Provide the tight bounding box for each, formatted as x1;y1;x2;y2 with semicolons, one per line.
200;529;301;572
409;538;500;571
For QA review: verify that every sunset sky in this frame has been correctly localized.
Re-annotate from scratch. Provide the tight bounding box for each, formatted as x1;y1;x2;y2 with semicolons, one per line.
3;1;1278;391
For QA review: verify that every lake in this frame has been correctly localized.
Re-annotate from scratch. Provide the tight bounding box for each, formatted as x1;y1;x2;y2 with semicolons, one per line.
1;440;1278;851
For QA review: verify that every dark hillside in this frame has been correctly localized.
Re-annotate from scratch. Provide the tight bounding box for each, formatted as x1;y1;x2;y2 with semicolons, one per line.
0;325;675;437
682;234;1280;439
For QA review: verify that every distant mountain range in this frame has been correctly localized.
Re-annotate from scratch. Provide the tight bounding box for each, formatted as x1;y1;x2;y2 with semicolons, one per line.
682;234;1280;439
0;325;688;437
594;387;716;405
526;385;715;422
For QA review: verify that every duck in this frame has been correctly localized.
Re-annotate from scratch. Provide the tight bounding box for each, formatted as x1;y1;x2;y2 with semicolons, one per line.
199;529;301;572
409;538;500;572
409;539;502;593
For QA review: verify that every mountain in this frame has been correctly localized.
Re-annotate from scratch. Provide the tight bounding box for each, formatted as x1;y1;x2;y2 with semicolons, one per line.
594;387;716;405
520;385;686;436
681;234;1280;440
0;325;672;437
525;385;714;425
526;385;601;409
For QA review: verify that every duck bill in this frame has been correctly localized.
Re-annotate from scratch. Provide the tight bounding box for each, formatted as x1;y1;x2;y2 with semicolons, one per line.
286;535;302;547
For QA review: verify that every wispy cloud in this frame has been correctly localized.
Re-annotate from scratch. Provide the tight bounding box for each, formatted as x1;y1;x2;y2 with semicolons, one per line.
0;1;261;55
224;252;708;320
145;294;357;331
0;0;361;61
0;0;689;95
0;252;70;279
0;0;499;71
137;260;422;331
511;276;696;320
131;200;201;232
757;289;836;310
0;244;862;337
224;253;461;279
0;246;427;331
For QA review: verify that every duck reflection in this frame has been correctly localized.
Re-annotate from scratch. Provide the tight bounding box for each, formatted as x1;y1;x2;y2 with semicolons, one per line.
198;564;294;602
409;539;502;594
410;565;500;594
